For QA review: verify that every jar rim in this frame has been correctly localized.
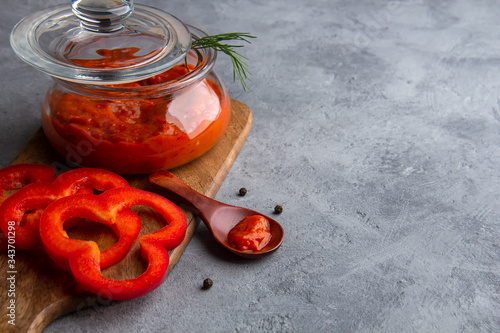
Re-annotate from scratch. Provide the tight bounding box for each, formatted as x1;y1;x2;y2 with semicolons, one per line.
53;26;217;98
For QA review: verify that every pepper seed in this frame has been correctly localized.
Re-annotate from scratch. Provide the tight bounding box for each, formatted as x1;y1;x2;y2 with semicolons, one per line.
274;205;283;214
238;187;247;196
203;278;213;289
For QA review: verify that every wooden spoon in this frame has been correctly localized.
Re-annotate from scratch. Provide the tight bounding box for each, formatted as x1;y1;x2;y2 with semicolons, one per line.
148;171;284;259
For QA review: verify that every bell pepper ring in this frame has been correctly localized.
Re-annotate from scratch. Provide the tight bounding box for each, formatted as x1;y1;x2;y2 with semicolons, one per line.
0;164;56;204
39;187;187;300
0;164;56;252
45;206;142;271
0;167;130;251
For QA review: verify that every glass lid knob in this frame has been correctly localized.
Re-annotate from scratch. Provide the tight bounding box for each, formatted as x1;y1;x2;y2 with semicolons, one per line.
71;0;134;32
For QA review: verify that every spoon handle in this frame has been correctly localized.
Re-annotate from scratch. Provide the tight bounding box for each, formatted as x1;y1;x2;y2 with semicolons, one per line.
148;171;221;221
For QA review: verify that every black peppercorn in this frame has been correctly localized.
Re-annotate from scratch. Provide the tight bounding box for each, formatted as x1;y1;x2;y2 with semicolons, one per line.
274;205;283;214
203;278;213;290
238;187;247;196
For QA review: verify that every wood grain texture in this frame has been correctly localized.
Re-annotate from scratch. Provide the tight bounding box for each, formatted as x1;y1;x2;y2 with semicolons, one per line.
0;99;252;333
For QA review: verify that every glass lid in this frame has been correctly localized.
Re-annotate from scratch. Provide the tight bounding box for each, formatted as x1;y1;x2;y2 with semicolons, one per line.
10;0;192;84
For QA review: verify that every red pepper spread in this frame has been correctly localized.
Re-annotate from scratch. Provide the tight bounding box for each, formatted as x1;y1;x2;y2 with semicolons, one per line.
228;215;272;251
42;48;231;174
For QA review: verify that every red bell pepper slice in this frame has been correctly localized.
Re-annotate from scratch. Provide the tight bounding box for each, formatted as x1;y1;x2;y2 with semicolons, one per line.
0;164;55;204
0;164;56;251
0;167;131;253
40;187;187;300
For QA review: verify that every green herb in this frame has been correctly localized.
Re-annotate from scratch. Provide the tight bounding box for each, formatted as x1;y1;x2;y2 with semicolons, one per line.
190;32;256;91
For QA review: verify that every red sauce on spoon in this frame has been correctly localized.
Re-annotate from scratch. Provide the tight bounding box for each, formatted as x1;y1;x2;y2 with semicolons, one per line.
228;215;272;251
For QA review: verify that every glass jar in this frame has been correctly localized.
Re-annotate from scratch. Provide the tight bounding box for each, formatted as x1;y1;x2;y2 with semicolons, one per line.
41;33;230;174
11;1;231;174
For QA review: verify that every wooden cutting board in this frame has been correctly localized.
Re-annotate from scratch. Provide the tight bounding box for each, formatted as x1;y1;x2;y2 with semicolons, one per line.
0;99;253;333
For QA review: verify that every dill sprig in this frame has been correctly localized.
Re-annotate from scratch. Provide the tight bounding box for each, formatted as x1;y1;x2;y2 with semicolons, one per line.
191;32;256;91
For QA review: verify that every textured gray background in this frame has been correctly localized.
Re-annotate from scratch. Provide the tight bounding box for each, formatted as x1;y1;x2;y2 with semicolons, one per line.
1;0;499;332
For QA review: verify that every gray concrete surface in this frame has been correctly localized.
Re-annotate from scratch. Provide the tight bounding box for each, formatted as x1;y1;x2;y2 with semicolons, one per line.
1;0;499;332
